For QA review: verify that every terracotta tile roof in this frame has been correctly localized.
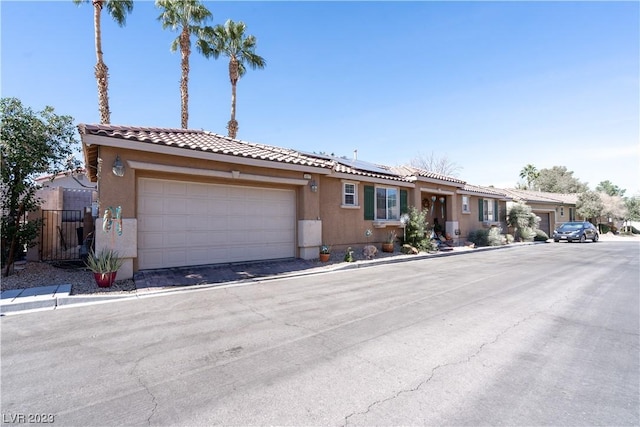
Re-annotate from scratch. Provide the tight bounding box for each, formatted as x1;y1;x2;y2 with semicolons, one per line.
461;184;512;199
78;124;335;168
390;165;467;185
498;188;578;204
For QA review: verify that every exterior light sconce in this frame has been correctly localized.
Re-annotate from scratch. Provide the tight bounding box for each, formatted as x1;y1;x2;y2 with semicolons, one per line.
112;155;125;177
439;197;445;204
310;180;318;192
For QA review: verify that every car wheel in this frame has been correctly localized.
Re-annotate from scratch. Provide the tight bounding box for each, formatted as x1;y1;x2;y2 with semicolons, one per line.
580;234;586;243
593;233;599;242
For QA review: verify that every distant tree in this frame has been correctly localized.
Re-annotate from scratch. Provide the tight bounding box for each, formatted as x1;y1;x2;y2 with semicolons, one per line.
599;192;627;223
536;166;588;193
576;191;604;223
73;0;134;124
624;196;640;222
410;151;462;177
596;180;626;197
518;164;539;190
156;0;213;129
201;19;266;139
1;98;80;276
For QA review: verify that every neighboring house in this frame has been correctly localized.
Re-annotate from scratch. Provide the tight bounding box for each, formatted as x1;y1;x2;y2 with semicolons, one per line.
27;170;97;262
498;188;582;235
78;124;511;279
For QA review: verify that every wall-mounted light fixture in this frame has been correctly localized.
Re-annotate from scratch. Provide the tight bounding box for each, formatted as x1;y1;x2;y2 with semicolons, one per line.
112;155;125;177
439;196;445;204
310;180;318;192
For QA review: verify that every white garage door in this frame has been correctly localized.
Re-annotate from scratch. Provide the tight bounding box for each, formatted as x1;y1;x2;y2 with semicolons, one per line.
137;178;296;270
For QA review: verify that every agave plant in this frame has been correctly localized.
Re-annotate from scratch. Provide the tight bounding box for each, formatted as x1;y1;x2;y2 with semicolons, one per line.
85;248;123;274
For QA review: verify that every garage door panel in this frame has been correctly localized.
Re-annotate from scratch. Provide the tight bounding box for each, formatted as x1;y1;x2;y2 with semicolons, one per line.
138;178;295;270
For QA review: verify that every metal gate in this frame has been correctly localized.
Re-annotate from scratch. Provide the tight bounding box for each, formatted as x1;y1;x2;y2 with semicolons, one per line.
40;210;84;261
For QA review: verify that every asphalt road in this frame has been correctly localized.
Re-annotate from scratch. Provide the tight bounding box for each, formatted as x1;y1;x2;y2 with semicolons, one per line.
1;241;638;426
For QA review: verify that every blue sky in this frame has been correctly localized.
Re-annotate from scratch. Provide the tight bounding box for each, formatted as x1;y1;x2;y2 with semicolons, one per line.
2;1;639;195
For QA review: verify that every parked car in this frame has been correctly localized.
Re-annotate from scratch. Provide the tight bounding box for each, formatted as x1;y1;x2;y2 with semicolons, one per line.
553;221;599;243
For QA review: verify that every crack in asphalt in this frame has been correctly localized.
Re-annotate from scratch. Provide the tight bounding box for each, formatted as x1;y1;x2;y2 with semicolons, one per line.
129;358;158;426
341;307;548;426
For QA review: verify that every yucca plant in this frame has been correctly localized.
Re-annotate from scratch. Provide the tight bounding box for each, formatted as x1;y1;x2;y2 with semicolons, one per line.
85;248;123;274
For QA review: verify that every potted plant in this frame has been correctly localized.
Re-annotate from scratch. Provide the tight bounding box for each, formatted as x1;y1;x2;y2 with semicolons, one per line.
382;230;397;253
85;248;123;288
319;244;331;262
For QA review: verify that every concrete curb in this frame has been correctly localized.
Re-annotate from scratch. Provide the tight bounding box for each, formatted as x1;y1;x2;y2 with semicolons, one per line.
1;242;543;315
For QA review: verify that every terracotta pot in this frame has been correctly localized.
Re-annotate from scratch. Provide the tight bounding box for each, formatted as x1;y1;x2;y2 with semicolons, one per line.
319;253;330;262
382;243;394;253
94;271;118;288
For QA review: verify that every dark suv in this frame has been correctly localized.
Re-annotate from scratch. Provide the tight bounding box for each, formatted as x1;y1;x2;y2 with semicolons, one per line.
553;221;599;243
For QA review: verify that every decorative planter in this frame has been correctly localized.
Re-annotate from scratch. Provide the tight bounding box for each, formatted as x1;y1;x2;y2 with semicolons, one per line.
382;243;394;253
319;253;330;262
94;271;118;288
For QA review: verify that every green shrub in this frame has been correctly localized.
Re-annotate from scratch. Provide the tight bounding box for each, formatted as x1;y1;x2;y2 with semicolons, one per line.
468;227;505;247
488;227;503;246
534;229;549;241
505;234;515;244
519;227;536;242
507;203;540;241
404;206;435;252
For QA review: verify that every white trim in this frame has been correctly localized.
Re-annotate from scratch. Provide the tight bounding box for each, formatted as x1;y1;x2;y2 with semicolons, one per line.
127;160;309;186
83;134;331;175
340;205;360;209
342;181;359;207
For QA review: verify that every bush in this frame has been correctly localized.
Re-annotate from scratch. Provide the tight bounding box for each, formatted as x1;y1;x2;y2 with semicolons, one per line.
505;234;515;244
404;206;435;252
468;227;505;247
534;229;549;241
507;203;539;241
488;227;503;246
519;227;536;242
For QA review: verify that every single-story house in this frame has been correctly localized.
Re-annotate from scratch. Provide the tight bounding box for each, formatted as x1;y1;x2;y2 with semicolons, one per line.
78;124;511;279
498;188;582;235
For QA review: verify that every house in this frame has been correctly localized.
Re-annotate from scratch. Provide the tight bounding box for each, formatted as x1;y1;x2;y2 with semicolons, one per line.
27;169;97;262
498;188;582;235
78;124;511;279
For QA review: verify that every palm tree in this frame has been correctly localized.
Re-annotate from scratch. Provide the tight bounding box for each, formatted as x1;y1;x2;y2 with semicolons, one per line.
156;0;212;129
73;0;133;124
519;164;539;190
202;19;266;139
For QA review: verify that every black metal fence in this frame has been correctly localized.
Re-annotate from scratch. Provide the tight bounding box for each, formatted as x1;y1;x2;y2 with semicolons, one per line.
40;210;84;261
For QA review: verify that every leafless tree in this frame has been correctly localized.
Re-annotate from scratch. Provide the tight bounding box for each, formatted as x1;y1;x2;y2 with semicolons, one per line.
410;151;462;177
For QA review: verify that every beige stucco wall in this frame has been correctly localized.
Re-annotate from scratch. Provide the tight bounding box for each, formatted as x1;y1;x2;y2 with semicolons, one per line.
93;146;323;272
456;194;509;242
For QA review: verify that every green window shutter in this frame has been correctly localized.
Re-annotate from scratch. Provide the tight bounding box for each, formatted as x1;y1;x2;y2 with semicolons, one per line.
400;189;408;214
478;198;484;221
494;200;499;221
364;185;375;220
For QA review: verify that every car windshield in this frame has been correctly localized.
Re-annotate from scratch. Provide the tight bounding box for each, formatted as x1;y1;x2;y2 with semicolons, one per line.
558;223;583;231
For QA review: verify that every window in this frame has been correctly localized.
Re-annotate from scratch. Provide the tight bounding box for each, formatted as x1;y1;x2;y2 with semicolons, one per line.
478;198;497;222
364;186;407;221
560;207;564;216
343;182;357;206
462;195;470;213
483;199;494;221
569;208;576;221
376;187;399;220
